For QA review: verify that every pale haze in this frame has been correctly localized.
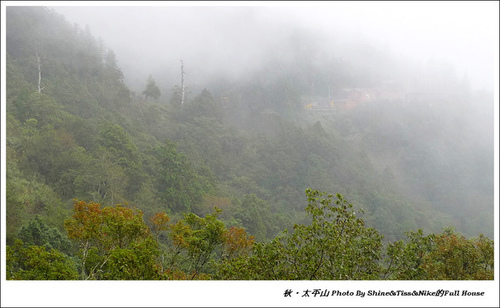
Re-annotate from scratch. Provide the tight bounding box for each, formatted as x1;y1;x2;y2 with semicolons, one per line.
52;2;498;93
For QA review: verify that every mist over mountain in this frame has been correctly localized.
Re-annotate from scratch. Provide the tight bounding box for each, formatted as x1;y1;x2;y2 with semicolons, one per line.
53;4;497;93
3;3;497;293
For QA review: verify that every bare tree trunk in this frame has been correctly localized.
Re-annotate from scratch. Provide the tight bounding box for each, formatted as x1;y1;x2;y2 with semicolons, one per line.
180;59;185;105
36;51;44;93
81;240;89;280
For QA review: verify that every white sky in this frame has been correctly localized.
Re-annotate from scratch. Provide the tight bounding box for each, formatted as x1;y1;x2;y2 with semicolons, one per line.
45;1;499;91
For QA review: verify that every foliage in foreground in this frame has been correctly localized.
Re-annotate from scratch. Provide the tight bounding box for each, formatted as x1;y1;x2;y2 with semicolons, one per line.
6;190;494;280
216;189;383;279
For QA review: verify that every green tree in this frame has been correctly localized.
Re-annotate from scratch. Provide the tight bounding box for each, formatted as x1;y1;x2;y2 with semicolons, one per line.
73;149;127;206
64;200;162;280
103;50;123;81
218;189;383;279
7;240;79;280
384;228;494;280
421;229;494;280
143;75;161;100
221;226;255;260
18;215;73;254
102;237;163;280
233;194;273;240
6;151;70;244
166;209;226;279
95;122;146;200
152;140;206;213
383;229;434;279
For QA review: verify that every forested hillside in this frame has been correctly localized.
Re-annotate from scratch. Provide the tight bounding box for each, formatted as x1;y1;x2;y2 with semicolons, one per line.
5;7;494;280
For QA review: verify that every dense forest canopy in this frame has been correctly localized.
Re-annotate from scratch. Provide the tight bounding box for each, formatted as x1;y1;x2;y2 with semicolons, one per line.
3;4;496;288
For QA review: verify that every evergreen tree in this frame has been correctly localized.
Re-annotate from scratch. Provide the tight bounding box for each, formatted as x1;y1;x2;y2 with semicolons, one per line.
143;74;161;100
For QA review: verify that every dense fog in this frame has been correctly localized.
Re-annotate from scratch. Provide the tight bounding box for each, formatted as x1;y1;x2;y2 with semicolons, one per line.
4;2;496;241
53;3;497;92
51;4;498;213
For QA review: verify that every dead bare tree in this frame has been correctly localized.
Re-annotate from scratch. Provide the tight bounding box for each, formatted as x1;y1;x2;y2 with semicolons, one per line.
180;59;185;105
36;51;44;93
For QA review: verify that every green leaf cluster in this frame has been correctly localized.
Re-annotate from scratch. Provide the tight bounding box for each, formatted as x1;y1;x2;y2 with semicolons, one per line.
7;240;79;280
217;189;383;279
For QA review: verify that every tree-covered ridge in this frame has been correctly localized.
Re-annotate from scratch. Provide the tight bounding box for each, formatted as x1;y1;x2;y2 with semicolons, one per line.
7;191;493;280
5;7;494;280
